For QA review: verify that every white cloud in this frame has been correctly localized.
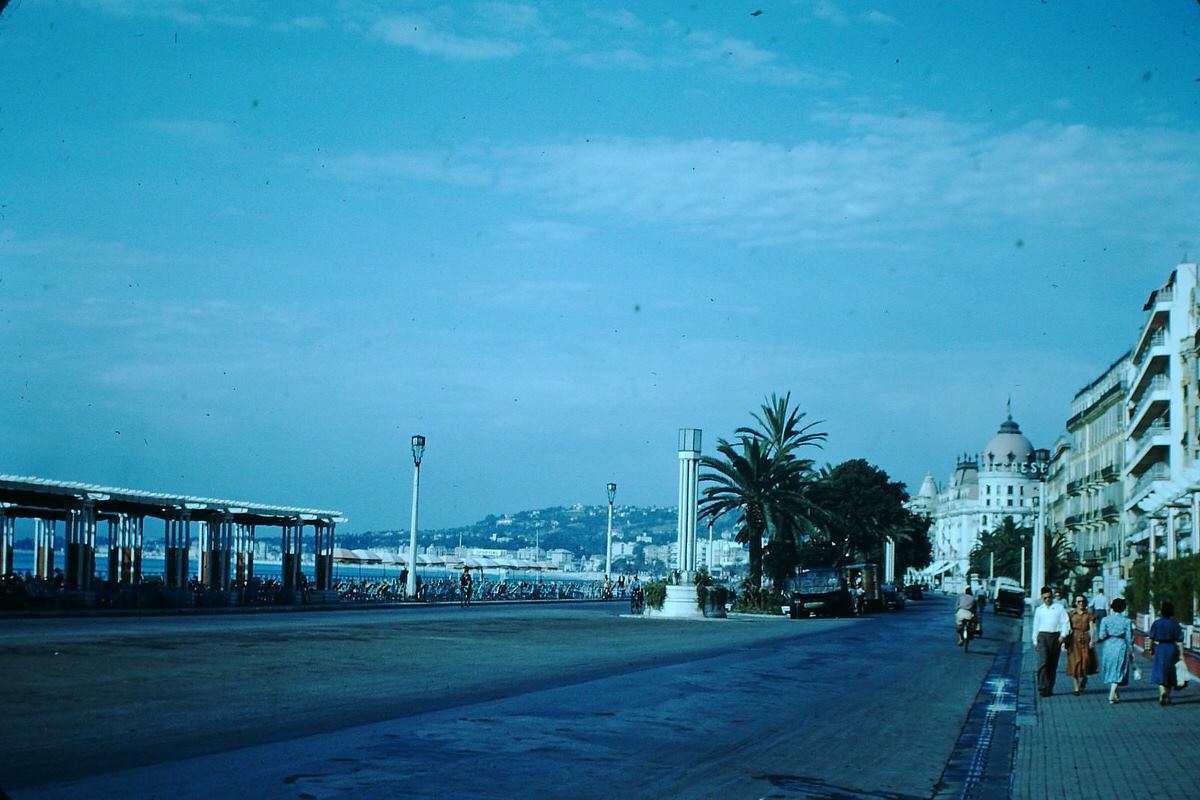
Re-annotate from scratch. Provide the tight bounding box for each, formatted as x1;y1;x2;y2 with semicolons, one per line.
862;10;899;26
77;0;256;27
372;15;523;60
0;229;180;269
322;114;1200;250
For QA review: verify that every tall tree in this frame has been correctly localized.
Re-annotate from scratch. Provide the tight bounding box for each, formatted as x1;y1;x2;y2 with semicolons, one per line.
802;459;915;568
969;517;1030;581
699;393;825;589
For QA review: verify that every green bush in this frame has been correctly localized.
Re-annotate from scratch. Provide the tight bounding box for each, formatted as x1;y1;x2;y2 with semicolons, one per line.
644;579;667;610
730;581;783;615
1127;560;1149;616
1128;554;1199;620
1151;553;1199;621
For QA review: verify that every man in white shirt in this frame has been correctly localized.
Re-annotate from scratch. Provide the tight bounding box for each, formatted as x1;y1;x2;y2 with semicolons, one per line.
1089;587;1108;624
1032;587;1070;697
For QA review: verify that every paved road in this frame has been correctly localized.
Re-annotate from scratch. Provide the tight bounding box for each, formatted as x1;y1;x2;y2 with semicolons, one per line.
1;596;1020;799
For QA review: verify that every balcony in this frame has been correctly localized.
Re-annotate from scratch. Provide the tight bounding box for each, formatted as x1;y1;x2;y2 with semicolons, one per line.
1101;465;1119;482
1128;375;1170;434
1101;504;1119;519
1133;329;1167;367
1129;464;1171;503
1127;422;1170;477
1082;549;1106;564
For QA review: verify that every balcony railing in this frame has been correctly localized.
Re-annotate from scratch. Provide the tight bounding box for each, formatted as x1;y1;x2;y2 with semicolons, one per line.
1134;330;1167;366
1131;464;1171;498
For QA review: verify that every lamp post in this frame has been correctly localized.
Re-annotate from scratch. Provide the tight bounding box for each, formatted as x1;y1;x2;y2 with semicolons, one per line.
405;434;425;600
1028;448;1050;599
605;482;617;579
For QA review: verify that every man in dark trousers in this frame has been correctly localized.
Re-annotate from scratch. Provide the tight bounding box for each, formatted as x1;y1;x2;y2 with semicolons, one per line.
1031;586;1070;696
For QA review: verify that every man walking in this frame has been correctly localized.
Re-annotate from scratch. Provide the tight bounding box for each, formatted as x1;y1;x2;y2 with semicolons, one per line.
1032;586;1070;697
1089;586;1108;624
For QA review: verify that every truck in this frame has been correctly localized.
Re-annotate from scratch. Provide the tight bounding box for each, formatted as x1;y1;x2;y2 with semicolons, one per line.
787;567;854;618
844;563;884;613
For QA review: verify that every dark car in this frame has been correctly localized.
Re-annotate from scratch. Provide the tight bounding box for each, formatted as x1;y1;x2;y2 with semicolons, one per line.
788;567;854;618
880;583;906;610
903;583;924;600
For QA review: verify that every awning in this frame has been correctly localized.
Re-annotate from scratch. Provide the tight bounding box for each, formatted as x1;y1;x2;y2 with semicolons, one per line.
924;560;953;577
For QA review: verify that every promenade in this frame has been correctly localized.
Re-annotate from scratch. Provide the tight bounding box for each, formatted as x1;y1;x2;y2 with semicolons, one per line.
1012;614;1197;800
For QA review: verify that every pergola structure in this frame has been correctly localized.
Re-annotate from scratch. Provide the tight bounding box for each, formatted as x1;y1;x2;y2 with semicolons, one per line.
0;475;344;594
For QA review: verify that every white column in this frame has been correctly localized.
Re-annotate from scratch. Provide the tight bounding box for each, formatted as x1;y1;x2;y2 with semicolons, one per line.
676;428;702;577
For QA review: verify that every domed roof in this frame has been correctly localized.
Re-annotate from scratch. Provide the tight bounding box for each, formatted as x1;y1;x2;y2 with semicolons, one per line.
983;414;1034;466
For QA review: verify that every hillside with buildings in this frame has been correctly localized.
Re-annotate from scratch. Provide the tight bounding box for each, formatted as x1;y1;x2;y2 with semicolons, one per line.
339;505;747;577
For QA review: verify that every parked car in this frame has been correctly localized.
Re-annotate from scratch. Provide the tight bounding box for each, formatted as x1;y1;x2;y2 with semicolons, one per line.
788;567;854;618
903;583;924;601
880;583;906;610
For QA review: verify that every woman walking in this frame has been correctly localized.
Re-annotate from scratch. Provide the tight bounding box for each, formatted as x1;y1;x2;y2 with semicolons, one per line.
1147;600;1186;706
1097;597;1133;703
1065;595;1095;695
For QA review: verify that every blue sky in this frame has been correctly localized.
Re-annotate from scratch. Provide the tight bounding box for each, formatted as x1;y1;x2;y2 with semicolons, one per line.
2;1;1198;533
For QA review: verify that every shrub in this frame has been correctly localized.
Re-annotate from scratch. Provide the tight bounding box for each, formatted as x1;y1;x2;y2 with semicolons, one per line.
644;579;667;610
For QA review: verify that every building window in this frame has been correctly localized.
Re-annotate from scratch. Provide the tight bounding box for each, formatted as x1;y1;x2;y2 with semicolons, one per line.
1007;499;1014;507
1007;485;1013;495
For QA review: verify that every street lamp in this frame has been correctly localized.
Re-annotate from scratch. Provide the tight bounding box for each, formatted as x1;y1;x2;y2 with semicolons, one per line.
405;434;425;600
1028;448;1050;599
605;482;617;579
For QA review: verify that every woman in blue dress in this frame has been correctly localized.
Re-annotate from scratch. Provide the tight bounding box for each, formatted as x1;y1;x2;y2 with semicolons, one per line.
1147;600;1185;706
1096;597;1133;704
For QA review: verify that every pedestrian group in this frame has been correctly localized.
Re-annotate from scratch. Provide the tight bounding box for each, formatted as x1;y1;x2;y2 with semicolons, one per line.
1031;584;1189;705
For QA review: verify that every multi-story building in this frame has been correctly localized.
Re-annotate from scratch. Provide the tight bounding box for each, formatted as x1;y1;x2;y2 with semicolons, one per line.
1058;352;1129;597
916;412;1045;590
1123;265;1200;602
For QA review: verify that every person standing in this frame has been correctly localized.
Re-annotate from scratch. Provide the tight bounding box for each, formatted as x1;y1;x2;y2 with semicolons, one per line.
1097;597;1134;704
1147;600;1186;706
459;567;473;607
1065;595;1096;696
1052;588;1067;609
1089;586;1108;625
1032;587;1070;697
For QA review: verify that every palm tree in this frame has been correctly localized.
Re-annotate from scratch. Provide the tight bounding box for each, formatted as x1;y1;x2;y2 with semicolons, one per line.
699;393;825;588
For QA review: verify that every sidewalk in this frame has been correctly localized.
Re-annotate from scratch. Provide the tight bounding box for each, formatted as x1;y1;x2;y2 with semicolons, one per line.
1012;616;1197;800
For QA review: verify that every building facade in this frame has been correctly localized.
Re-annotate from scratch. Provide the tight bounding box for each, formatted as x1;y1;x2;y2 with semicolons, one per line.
915;413;1045;590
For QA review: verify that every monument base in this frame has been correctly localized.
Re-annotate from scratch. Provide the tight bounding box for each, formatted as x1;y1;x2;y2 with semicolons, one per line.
647;583;706;619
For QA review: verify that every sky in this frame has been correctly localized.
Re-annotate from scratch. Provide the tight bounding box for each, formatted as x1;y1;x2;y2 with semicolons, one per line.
2;1;1199;534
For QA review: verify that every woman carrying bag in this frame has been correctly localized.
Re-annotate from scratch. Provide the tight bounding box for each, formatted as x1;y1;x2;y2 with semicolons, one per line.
1147;600;1186;706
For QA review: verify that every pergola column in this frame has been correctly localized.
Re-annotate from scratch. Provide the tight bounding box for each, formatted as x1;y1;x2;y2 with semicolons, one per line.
282;521;303;590
129;515;143;584
234;523;255;586
34;519;55;579
165;512;191;590
65;501;96;592
207;515;233;591
0;513;14;576
314;521;335;591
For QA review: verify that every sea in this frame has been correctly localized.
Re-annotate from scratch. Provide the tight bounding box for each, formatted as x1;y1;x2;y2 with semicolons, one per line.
5;550;589;583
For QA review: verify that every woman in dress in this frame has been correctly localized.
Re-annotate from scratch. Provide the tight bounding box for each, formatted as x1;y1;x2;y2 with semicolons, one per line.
1148;600;1186;706
1064;595;1095;695
1097;596;1133;704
